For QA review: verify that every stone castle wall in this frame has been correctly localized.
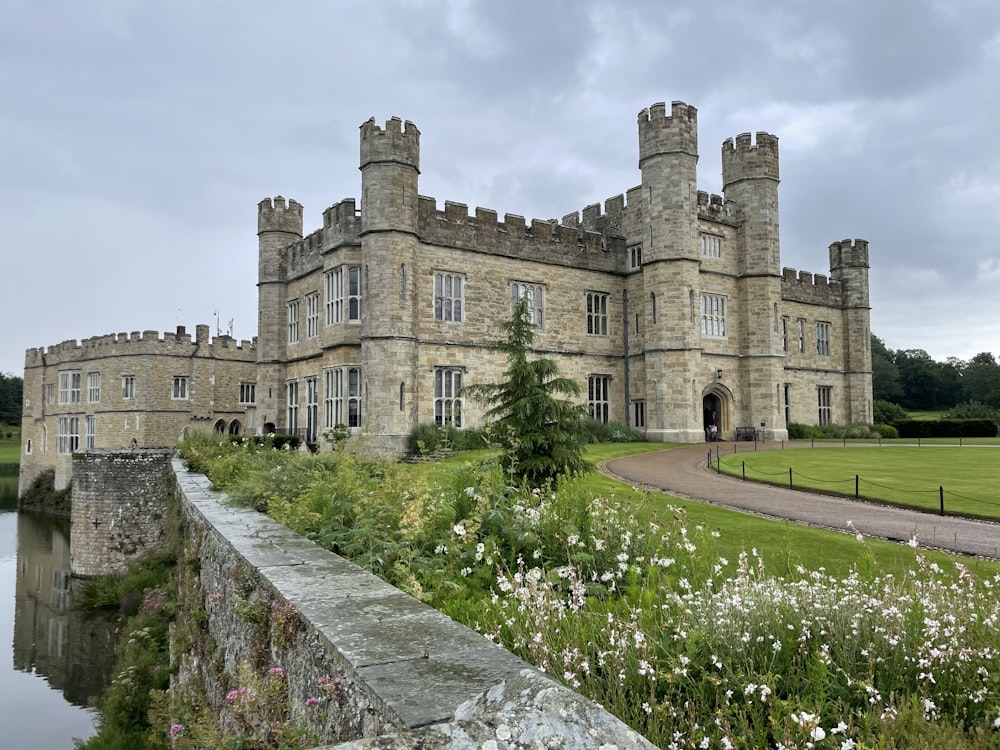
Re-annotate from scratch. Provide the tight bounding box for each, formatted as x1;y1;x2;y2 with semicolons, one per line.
69;449;173;577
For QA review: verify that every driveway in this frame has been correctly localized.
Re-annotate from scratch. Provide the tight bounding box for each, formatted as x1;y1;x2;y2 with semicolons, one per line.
602;441;1000;560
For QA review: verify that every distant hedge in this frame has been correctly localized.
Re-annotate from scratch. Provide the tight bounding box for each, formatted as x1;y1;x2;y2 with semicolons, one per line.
893;418;997;438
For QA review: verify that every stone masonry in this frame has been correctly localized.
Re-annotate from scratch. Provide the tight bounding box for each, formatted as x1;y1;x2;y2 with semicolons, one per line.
255;100;873;454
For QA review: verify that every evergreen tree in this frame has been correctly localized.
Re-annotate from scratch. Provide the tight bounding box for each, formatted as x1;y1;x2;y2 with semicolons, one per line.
462;297;590;484
0;373;23;425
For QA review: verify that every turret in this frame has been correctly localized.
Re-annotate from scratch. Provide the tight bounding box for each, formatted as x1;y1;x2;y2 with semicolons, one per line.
829;239;870;309
359;117;420;235
721;132;780;275
829;239;873;422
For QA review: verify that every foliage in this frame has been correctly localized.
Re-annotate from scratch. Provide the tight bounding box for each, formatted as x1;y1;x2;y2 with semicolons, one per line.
947;401;1000;429
0;372;23;425
875;423;900;439
579;419;644;443
462;296;590;484
406;422;490;454
873;399;908;425
787;422;881;439
895;418;997;439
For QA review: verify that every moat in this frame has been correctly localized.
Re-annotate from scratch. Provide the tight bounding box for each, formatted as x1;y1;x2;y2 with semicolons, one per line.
1;477;114;748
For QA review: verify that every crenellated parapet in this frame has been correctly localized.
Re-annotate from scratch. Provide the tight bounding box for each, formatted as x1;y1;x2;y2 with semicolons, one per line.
416;196;620;271
258;196;303;236
23;325;257;369
359;116;420;171
829;238;869;270
781;267;843;307
696;191;737;224
722;132;779;186
637;101;698;165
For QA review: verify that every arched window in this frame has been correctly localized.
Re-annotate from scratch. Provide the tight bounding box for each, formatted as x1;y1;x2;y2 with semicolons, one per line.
650;292;657;324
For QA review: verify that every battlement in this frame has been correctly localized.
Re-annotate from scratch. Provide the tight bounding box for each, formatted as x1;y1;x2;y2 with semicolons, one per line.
781;267;843;306
258;196;304;235
696;190;737;222
359;116;420;171
721;132;779;186
829;238;870;270
637;101;698;164
416;195;619;271
23;325;257;368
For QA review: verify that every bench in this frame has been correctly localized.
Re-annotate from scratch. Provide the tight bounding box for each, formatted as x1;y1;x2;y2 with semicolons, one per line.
735;426;759;441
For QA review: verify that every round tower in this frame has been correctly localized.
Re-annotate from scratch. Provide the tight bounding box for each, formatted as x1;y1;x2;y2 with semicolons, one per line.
830;239;873;423
358;117;421;453
257;196;302;432
721;133;785;438
637;102;703;442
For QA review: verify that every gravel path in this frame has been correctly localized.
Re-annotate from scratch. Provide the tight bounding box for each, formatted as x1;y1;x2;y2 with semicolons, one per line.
602;441;1000;560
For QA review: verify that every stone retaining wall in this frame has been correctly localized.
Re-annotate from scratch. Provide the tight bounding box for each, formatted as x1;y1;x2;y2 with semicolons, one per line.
173;458;655;749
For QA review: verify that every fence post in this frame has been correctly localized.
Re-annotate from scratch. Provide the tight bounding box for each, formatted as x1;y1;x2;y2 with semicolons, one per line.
940;486;944;516
789;467;793;489
811;437;815;448
855;474;859;498
717;455;721;475
742;461;746;481
781;439;784;450
707;450;712;469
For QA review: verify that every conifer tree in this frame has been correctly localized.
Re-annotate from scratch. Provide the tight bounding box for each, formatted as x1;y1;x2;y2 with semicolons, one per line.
463;297;590;484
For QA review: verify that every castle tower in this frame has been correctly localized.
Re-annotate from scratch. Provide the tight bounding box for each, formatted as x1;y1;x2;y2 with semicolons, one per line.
722;133;786;438
830;239;873;423
359;117;421;453
258;196;302;432
637;102;704;441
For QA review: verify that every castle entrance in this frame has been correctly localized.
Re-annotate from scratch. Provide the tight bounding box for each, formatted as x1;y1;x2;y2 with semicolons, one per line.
701;385;732;441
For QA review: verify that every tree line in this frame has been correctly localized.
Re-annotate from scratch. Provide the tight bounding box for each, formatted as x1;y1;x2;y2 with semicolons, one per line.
872;336;1000;412
0;373;23;425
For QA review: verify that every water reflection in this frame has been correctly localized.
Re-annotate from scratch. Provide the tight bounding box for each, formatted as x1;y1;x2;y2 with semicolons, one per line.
13;511;118;709
0;474;17;510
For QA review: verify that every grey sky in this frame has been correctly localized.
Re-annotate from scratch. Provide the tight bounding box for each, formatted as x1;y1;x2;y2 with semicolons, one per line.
2;0;998;376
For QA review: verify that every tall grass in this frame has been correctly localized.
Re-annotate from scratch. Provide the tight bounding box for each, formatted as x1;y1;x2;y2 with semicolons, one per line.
176;435;1000;747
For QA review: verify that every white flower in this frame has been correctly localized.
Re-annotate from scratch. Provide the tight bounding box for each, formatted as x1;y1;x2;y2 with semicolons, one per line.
811;726;826;741
453;523;466;537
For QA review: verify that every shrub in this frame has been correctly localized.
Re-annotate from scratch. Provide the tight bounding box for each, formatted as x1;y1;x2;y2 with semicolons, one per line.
579;419;644;443
787;423;881;439
875;423;899;439
895;418;997;438
873;399;908;425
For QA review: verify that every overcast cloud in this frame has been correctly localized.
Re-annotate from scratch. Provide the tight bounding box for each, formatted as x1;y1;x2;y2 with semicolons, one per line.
2;0;998;376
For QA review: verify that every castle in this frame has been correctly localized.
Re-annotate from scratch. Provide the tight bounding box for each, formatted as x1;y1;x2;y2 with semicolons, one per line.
254;100;871;453
20;99;873;477
19;325;256;494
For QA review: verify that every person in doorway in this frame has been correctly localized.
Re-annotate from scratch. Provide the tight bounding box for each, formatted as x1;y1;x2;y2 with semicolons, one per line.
709;411;718;441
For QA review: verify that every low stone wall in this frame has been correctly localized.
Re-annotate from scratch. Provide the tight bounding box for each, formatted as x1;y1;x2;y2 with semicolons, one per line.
173;459;656;749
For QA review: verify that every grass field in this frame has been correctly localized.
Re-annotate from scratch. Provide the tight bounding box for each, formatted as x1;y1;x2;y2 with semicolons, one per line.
0;424;20;464
433;443;998;582
716;443;1000;519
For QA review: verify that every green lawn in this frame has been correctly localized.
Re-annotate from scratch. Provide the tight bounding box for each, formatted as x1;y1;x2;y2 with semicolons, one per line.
716;443;1000;519
433;443;998;581
906;409;948;420
0;424;20;463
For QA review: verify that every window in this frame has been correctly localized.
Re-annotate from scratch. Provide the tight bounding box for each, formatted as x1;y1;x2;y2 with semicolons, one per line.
781;317;789;352
701;233;722;258
58;371;81;404
701;293;727;338
434;273;463;322
434;368;462;427
326;266;361;324
57;417;79;454
306;292;319;338
784;383;791;425
239;383;256;405
511;282;544;327
305;377;319;443
25;438;32;455
85;415;96;450
286;380;299;432
399;264;406;301
588;375;610;423
44;383;55;404
586;292;609;335
650;293;657;325
172;376;188;400
629;245;643;269
287;299;299;343
633;400;646;429
87;372;101;403
328;367;362;428
818;386;832;426
122;375;135;400
797;319;805;353
816;322;831;356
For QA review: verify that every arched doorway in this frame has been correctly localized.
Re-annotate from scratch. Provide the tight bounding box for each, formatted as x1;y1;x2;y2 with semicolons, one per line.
213;419;227;434
228;420;241;436
701;384;733;441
